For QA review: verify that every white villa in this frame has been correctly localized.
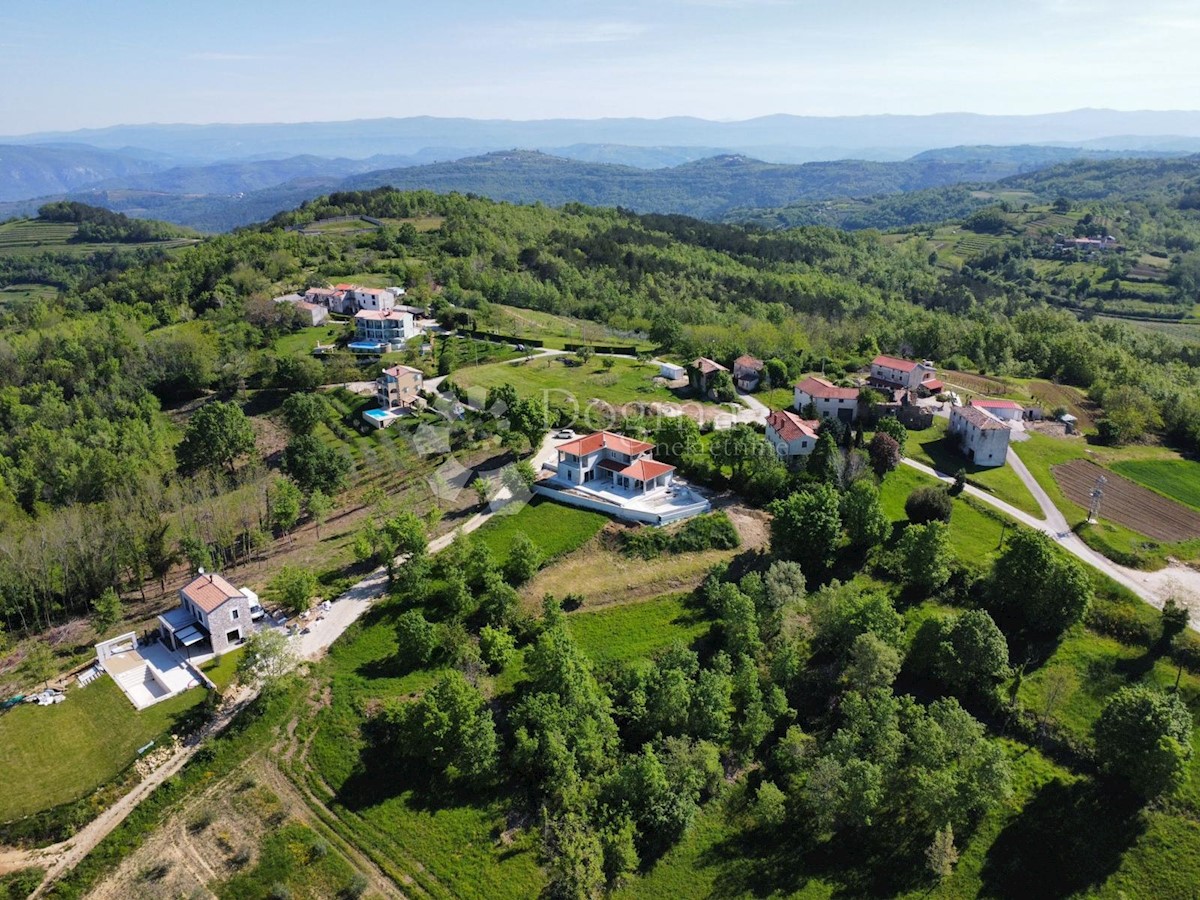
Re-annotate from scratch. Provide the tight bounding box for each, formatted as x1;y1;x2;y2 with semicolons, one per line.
766;409;821;465
354;308;416;351
793;375;859;423
948;405;1011;467
535;431;710;525
303;283;406;315
364;364;425;428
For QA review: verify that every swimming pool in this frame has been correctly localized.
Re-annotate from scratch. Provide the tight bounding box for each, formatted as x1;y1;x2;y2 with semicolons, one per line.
364;408;392;421
348;341;386;352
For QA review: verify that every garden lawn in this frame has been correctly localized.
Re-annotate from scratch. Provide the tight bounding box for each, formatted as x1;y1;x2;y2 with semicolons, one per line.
472;497;608;562
0;678;206;821
566;594;711;669
901;419;1040;517
450;355;684;411
1111;458;1200;512
201;647;245;692
879;464;1012;565
271;323;346;358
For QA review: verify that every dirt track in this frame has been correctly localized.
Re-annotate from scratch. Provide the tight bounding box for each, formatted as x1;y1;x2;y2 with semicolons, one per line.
1053;459;1200;543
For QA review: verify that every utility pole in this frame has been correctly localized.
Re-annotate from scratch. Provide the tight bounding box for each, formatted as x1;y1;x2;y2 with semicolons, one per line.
1088;474;1107;524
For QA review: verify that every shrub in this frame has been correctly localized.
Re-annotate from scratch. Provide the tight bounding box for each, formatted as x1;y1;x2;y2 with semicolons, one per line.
479;625;516;672
619;512;740;558
905;486;953;524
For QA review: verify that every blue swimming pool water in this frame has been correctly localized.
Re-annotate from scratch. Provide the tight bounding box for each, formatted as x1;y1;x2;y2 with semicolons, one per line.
364;408;391;421
348;341;385;352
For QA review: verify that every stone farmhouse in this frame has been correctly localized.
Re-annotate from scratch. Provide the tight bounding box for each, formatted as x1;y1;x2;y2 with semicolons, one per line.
158;571;253;656
868;355;943;395
732;355;765;392
688;357;728;395
948;405;1011;467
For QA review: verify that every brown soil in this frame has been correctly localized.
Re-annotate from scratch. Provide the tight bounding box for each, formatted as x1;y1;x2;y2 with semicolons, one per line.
1053;459;1200;543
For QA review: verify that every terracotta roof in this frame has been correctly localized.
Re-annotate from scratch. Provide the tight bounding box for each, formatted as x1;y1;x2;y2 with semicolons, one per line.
596;458;626;472
794;375;859;401
357;287;391;296
733;355;764;371
333;283;356;291
767;409;820;442
355;309;412;320
872;354;920;372
692;357;728;375
954;406;1009;431
181;573;245;614
924;379;944;391
621;459;675;481
382;364;422;377
971;398;1022;411
558;430;654;457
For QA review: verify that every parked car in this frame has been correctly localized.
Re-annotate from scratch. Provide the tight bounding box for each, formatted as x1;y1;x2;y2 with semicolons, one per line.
555;429;574;439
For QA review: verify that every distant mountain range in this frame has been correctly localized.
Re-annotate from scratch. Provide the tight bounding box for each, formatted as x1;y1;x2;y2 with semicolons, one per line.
3;117;1200;233
10;109;1200;163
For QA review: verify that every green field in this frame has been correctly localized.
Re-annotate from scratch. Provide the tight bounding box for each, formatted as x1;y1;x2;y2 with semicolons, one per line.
0;217;195;258
487;303;656;352
472;497;609;562
902;419;1041;517
1111;458;1200;512
450;355;690;412
566;593;710;669
201;647;245;693
878;463;1011;565
0;678;207;822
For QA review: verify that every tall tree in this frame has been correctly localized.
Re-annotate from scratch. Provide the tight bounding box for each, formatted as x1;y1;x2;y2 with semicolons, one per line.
176;401;256;475
1095;685;1193;798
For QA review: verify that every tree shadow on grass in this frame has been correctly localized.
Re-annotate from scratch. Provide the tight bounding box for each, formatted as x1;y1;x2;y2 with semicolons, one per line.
702;819;930;899
979;777;1145;899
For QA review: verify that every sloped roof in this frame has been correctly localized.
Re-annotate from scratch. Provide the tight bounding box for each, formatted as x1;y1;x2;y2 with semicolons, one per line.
794;375;859;401
383;364;422;377
767;409;820;442
692;357;728;375
971;398;1023;411
355;309;412;320
733;355;764;371
181;573;245;614
621;459;675;480
558;431;654;457
872;354;919;372
954;406;1009;431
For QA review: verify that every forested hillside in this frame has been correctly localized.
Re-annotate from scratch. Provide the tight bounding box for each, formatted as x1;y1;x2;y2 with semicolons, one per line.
3;190;1200;636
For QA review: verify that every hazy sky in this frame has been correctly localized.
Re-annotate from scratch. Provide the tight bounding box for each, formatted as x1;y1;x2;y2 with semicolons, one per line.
3;0;1199;133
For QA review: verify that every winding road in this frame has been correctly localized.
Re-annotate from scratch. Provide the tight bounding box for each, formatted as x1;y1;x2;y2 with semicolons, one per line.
903;447;1200;625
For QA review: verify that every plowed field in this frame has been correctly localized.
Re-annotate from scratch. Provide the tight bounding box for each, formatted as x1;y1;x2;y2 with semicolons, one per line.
1052;459;1200;542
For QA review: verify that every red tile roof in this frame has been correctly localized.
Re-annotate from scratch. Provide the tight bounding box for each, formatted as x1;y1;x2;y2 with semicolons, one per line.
733;355;764;371
971;398;1022;411
924;379;944;392
954;406;1009;431
767;409;820;442
621;459;675;481
333;283;356;291
872;354;919;372
181;573;245;614
692;357;728;375
558;431;654;457
794;375;859;401
383;364;422;377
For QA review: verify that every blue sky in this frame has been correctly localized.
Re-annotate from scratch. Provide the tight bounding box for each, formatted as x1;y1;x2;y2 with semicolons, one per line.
2;0;1198;133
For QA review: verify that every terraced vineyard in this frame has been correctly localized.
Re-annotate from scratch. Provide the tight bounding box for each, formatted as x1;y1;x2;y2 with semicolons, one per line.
940;370;1011;395
0;219;78;254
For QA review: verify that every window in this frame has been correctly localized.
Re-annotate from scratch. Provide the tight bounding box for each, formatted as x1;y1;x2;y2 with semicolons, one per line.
226;629;241;645
231;609;239;620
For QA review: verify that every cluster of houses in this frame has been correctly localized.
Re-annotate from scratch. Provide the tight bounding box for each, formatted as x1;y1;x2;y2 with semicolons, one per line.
763;354;1023;469
273;283;425;352
686;355;766;396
